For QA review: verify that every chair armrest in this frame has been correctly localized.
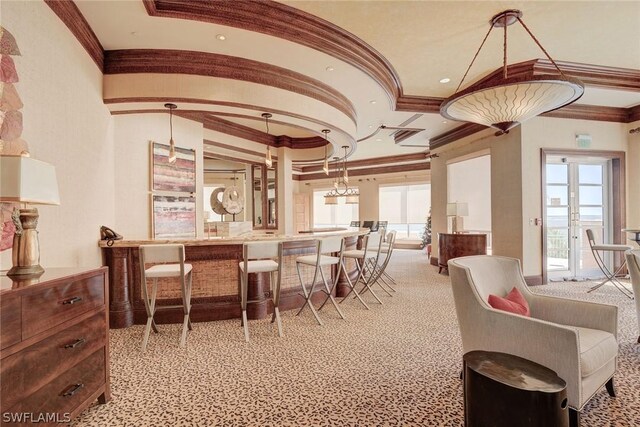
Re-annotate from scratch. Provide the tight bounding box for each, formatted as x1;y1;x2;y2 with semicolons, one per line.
527;293;618;338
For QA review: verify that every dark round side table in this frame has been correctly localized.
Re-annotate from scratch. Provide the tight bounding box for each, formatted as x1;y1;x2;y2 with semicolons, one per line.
463;351;568;427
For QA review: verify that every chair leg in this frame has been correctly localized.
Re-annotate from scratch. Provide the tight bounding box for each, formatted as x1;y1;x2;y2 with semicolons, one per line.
606;377;616;397
319;267;345;319
240;271;250;342
339;259;370;310
141;279;158;352
270;271;284;337
569;408;580;427
295;263;323;326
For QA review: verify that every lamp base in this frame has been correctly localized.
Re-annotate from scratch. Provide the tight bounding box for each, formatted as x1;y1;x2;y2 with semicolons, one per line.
8;208;45;278
7;264;45;277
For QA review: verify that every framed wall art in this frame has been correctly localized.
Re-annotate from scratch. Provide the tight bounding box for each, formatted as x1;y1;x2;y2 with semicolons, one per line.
151;142;196;193
152;194;196;239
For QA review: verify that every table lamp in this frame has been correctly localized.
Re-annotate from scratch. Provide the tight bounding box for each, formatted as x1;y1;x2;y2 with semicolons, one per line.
1;155;60;277
447;202;468;234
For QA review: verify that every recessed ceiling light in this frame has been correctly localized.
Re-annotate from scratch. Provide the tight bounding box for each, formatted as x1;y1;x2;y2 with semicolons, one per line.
216;34;226;41
439;78;451;84
326;66;334;72
442;120;448;124
375;138;382;142
370;100;377;105
368;125;373;128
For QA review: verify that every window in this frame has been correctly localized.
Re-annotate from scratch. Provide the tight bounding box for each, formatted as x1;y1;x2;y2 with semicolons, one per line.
447;154;492;248
313;189;358;228
378;184;430;239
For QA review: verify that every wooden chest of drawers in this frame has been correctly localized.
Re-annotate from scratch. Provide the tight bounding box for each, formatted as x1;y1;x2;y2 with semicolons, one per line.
0;268;110;425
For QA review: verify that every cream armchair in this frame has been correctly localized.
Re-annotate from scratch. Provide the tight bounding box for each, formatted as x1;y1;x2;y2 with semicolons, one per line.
449;255;618;426
625;249;640;343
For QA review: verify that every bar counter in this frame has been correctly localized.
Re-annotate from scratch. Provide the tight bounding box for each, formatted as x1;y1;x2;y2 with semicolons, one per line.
100;228;368;328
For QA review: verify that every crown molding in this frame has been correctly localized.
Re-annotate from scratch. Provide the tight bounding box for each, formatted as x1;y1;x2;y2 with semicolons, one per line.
142;0;402;107
300;152;428;174
298;161;430;181
472;59;640;92
44;0;104;70
103;49;356;124
629;105;640;123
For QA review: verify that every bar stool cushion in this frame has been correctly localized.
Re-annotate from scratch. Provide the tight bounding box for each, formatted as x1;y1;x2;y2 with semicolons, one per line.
592;244;633;251
343;249;376;259
145;263;193;278
296;255;339;266
576;326;618;377
238;260;279;273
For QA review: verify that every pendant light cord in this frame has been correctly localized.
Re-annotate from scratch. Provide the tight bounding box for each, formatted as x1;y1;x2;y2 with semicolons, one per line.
515;17;566;76
169;107;173;139
455;24;494;93
503;19;508;79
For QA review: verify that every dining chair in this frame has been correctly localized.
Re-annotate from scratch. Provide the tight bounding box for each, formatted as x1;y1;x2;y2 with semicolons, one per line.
585;229;633;298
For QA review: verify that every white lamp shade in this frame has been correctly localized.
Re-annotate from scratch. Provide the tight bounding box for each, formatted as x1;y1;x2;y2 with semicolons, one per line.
0;156;60;205
325;195;338;205
447;202;468;217
345;194;359;204
440;76;584;132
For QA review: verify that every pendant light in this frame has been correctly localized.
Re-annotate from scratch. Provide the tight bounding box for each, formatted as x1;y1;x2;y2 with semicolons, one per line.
322;129;331;175
262;113;273;168
342;146;349;184
440;10;584;133
165;103;178;163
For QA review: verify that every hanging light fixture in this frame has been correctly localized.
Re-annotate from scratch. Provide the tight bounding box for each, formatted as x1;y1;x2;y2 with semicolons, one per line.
322;129;331;175
324;146;358;205
165;103;178;163
262;112;273;168
440;9;584;133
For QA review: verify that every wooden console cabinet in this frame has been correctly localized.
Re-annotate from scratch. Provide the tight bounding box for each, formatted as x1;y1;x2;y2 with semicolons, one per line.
0;268;110;425
438;233;487;273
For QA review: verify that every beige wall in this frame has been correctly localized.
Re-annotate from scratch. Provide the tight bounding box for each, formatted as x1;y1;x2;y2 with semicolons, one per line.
626;121;640;230
112;114;204;240
520;117;629;276
431;128;523;266
432;116;634;279
1;1;114;269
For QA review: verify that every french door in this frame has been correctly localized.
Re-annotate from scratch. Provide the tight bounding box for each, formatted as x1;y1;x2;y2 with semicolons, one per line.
545;157;611;280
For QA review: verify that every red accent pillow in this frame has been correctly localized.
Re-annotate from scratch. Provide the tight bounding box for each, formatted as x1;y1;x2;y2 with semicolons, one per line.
488;287;530;317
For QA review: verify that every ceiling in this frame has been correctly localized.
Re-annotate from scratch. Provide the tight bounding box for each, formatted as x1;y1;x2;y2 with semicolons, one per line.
75;0;640;164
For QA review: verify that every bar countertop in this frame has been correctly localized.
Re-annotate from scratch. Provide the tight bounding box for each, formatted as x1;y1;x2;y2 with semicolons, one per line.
98;227;369;248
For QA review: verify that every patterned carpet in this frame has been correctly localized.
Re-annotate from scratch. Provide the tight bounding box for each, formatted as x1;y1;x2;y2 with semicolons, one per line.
74;250;639;426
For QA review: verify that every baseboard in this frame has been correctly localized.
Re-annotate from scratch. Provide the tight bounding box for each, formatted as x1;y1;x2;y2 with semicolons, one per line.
524;275;543;286
430;256;439;267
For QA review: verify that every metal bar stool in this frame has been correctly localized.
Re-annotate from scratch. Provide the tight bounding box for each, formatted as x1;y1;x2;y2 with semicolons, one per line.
239;241;283;342
341;232;385;304
586;229;633;298
366;230;398;293
139;244;193;351
295;237;347;325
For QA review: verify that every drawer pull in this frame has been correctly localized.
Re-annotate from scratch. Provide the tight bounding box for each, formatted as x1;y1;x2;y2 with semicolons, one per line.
61;383;84;397
64;338;86;349
62;296;83;305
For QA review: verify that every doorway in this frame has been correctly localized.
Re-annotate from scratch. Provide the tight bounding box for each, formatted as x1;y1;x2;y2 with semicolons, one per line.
542;150;626;282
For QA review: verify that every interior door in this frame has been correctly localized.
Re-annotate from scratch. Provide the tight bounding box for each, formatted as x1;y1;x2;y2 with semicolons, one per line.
294;193;310;233
545;157;610;280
